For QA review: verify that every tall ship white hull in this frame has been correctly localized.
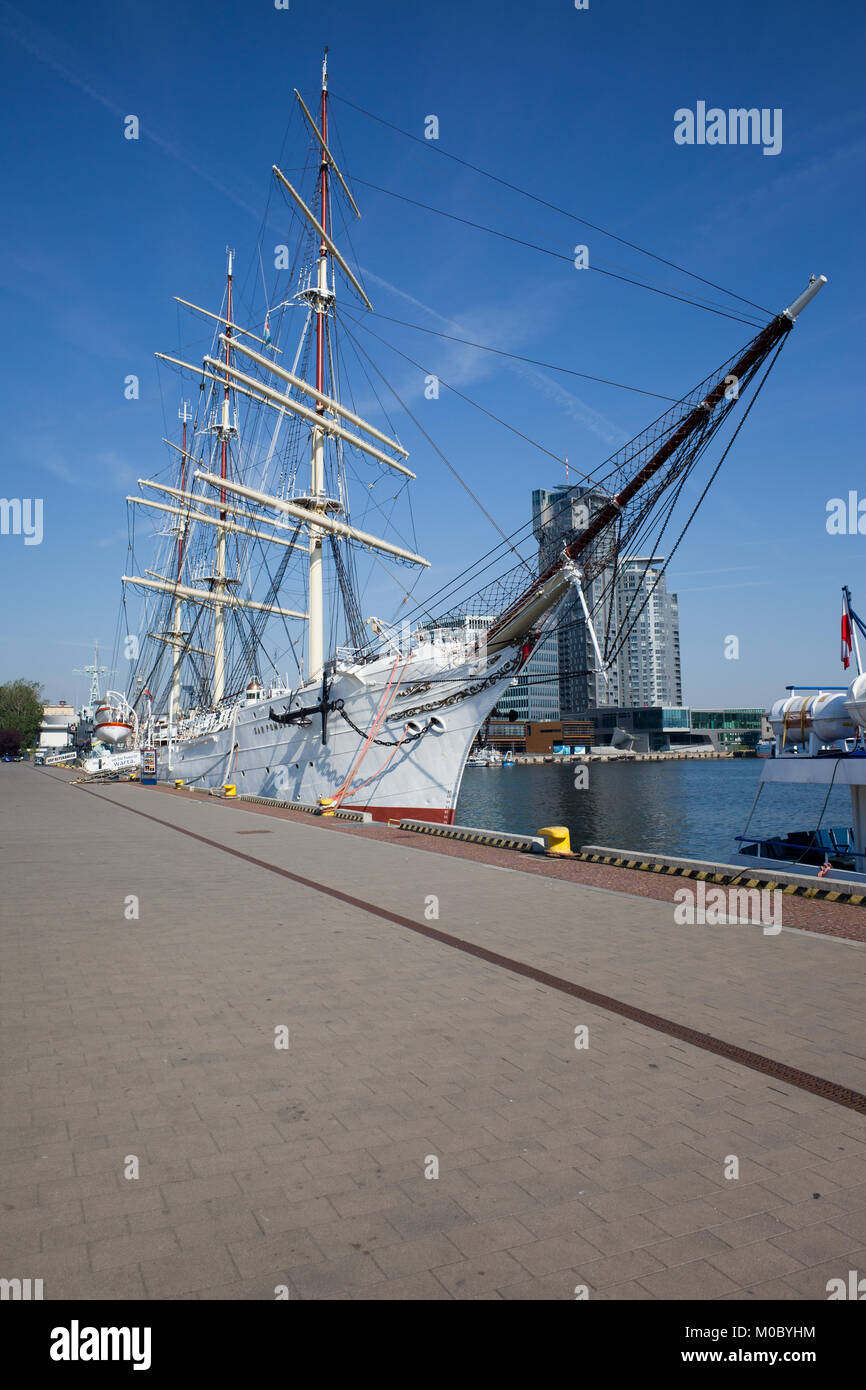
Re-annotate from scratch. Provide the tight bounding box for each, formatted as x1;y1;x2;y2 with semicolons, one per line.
157;643;524;821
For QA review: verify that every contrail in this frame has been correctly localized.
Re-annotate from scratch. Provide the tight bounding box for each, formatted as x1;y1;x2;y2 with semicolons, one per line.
0;2;261;217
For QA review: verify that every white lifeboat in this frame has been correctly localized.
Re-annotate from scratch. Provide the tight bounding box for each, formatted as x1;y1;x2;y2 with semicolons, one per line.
769;695;813;747
93;692;136;746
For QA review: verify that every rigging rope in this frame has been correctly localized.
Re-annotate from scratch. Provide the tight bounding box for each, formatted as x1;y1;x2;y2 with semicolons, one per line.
602;337;789;671
343;308;679;403
793;757;844;868
350;177;763;329
341;323;534;576
331;91;774;318
341;310;570;467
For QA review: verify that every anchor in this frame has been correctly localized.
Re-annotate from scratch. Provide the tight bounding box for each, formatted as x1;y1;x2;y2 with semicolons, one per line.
269;668;344;745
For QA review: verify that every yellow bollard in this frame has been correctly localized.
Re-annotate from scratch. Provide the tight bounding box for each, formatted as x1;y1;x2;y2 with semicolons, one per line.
174;780;184;788
318;796;335;817
222;784;237;798
538;824;571;855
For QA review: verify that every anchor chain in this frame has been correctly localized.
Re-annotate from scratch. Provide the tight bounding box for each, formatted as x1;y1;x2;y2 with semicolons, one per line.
338;706;427;747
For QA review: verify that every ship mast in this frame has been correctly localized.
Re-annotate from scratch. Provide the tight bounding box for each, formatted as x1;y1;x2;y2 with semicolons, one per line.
213;250;234;704
308;49;330;683
130;56;428;682
170;400;192;718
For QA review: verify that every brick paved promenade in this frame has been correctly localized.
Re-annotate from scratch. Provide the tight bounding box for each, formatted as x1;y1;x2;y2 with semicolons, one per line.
2;764;865;1300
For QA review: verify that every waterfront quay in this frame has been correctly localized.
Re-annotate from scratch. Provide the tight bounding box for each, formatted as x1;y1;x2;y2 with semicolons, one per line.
2;765;866;1301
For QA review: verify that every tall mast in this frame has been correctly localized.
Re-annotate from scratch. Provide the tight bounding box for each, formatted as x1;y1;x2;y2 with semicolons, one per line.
76;640;108;714
308;48;329;683
213;249;234;704
170;399;192;718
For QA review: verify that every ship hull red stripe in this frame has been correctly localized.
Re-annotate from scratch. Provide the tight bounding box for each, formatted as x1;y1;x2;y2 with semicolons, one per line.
354;804;455;826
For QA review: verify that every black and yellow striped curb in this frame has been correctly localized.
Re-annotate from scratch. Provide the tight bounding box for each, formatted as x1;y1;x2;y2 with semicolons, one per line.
396;819;547;854
575;850;866;906
167;785;371;822
237;793;371;823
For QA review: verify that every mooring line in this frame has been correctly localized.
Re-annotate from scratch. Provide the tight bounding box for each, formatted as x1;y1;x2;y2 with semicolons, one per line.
62;775;866;1116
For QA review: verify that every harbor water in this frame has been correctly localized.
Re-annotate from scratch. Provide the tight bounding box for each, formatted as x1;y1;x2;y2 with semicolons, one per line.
455;759;853;863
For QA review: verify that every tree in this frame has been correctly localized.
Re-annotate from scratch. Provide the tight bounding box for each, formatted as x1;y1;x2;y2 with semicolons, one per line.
0;727;22;757
0;680;45;749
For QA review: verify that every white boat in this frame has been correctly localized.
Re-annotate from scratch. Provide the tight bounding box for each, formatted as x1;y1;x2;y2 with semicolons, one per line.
93;692;137;746
101;57;827;824
468;748;503;767
737;587;866;881
82;748;142;776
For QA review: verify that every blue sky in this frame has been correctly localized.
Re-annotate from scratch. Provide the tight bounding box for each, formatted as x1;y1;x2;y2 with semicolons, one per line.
1;0;864;710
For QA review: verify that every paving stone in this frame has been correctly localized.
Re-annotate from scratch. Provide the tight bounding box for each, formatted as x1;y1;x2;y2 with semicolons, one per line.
6;768;866;1301
353;1271;453;1300
711;1212;792;1247
644;1228;733;1268
637;1260;740;1299
283;1252;387;1298
512;1233;606;1277
433;1250;529;1298
90;1228;181;1271
371;1234;463;1278
140;1247;239;1297
443;1216;536;1258
770;1223;864;1264
303;1213;404;1262
707;1241;802;1285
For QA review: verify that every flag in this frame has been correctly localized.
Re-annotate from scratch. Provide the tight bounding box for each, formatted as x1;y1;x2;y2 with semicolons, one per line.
842;595;853;670
263;313;272;347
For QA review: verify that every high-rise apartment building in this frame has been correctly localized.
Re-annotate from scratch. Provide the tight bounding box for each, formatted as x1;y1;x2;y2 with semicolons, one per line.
616;556;682;707
530;484;628;714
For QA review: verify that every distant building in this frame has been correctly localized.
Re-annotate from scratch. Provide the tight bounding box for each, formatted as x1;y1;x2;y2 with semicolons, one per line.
589;705;702;753
484;718;594;754
479;706;771;755
493;628;560;723
530;490;687;715
616;557;682;707
39;702;75;750
430;614;497;645
691;709;771;749
430;611;559;724
532;484;627;713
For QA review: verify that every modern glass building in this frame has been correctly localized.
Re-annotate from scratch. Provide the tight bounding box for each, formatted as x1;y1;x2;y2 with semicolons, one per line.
589;705;708;752
492;628;560;722
428;611;559;723
691;709;766;747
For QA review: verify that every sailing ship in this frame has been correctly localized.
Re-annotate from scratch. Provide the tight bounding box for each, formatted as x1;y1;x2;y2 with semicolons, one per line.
106;56;826;822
